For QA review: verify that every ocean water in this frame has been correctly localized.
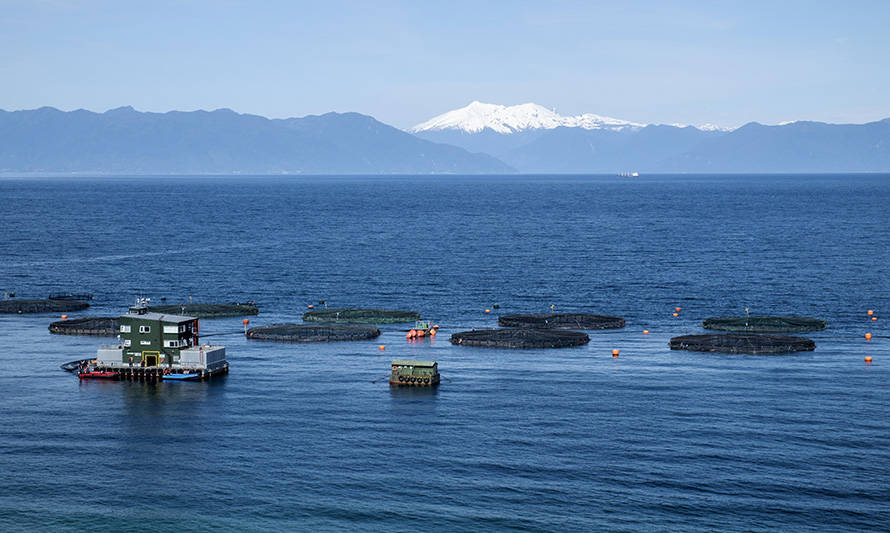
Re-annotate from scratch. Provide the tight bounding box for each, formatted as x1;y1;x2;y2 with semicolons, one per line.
0;174;888;532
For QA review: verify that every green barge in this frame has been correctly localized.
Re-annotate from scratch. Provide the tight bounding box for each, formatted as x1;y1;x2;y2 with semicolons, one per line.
390;360;440;386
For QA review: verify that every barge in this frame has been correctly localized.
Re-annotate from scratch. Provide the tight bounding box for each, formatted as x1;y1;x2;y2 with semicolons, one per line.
390;359;440;386
85;298;228;381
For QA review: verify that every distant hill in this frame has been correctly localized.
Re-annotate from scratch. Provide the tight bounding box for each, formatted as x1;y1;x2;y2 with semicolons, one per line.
661;119;890;172
0;106;514;174
412;101;890;173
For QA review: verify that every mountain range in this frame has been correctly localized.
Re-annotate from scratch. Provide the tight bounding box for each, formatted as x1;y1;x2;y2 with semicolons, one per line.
412;102;890;173
0;106;511;174
1;103;889;174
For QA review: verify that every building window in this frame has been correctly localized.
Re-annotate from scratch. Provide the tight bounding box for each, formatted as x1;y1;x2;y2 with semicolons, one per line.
120;325;131;333
124;339;131;347
179;324;186;333
140;340;151;345
139;325;151;333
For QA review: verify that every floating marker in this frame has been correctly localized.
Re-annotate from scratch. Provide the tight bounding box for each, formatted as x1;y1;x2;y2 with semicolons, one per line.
868;310;874;316
61;314;68;320
643;330;649;334
872;317;878;321
379;345;385;351
611;349;620;357
307;304;314;309
865;356;873;363
485;309;491;313
865;333;872;340
672;313;679;317
675;307;682;312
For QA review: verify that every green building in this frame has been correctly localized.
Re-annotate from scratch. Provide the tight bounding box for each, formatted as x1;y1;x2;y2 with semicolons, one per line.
95;299;227;375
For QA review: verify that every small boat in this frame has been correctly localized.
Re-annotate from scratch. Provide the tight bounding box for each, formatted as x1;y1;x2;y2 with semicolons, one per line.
61;359;93;372
406;320;439;339
78;370;119;380
162;373;201;381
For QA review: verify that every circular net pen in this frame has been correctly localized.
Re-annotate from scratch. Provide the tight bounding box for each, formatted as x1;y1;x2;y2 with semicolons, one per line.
149;303;259;318
0;299;90;314
669;334;816;355
49;317;119;336
451;328;590;349
247;324;381;342
702;316;826;333
302;308;420;324
499;313;625;330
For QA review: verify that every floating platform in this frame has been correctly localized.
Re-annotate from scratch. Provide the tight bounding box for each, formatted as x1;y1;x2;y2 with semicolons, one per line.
702;316;827;333
0;299;89;314
450;328;590;349
302;308;420;324
49;317;118;336
48;292;94;301
668;333;816;354
498;313;625;330
390;360;440;386
148;302;259;318
247;323;381;342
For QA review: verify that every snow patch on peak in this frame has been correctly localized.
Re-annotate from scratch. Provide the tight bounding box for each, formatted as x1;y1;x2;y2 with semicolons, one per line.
410;101;644;134
697;123;734;132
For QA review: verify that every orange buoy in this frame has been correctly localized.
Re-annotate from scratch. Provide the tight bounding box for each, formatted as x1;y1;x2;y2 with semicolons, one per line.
672;313;679;317
643;330;649;334
865;356;873;363
433;324;439;329
872;317;878;321
611;349;620;357
242;319;249;325
485;309;491;313
308;304;314;309
865;333;872;340
379;345;385;351
867;310;874;316
416;329;425;337
429;328;437;336
675;307;682;312
61;314;68;320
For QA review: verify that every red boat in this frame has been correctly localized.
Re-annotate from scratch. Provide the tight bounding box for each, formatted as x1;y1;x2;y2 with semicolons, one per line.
78;371;119;380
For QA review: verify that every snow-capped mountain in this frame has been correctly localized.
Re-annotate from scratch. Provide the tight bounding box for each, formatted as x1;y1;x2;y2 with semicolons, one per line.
410;101;645;134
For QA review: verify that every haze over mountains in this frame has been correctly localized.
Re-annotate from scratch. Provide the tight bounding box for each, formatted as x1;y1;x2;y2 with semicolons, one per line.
1;103;889;174
412;102;890;173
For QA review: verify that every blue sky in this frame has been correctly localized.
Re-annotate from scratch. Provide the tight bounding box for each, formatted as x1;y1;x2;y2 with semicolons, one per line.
2;0;888;129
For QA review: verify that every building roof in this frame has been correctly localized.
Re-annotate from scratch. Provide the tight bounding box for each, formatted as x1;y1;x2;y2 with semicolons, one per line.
122;312;196;323
392;359;437;367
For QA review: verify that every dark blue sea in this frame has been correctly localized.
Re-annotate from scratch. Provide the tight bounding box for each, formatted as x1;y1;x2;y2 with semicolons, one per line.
1;174;888;532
